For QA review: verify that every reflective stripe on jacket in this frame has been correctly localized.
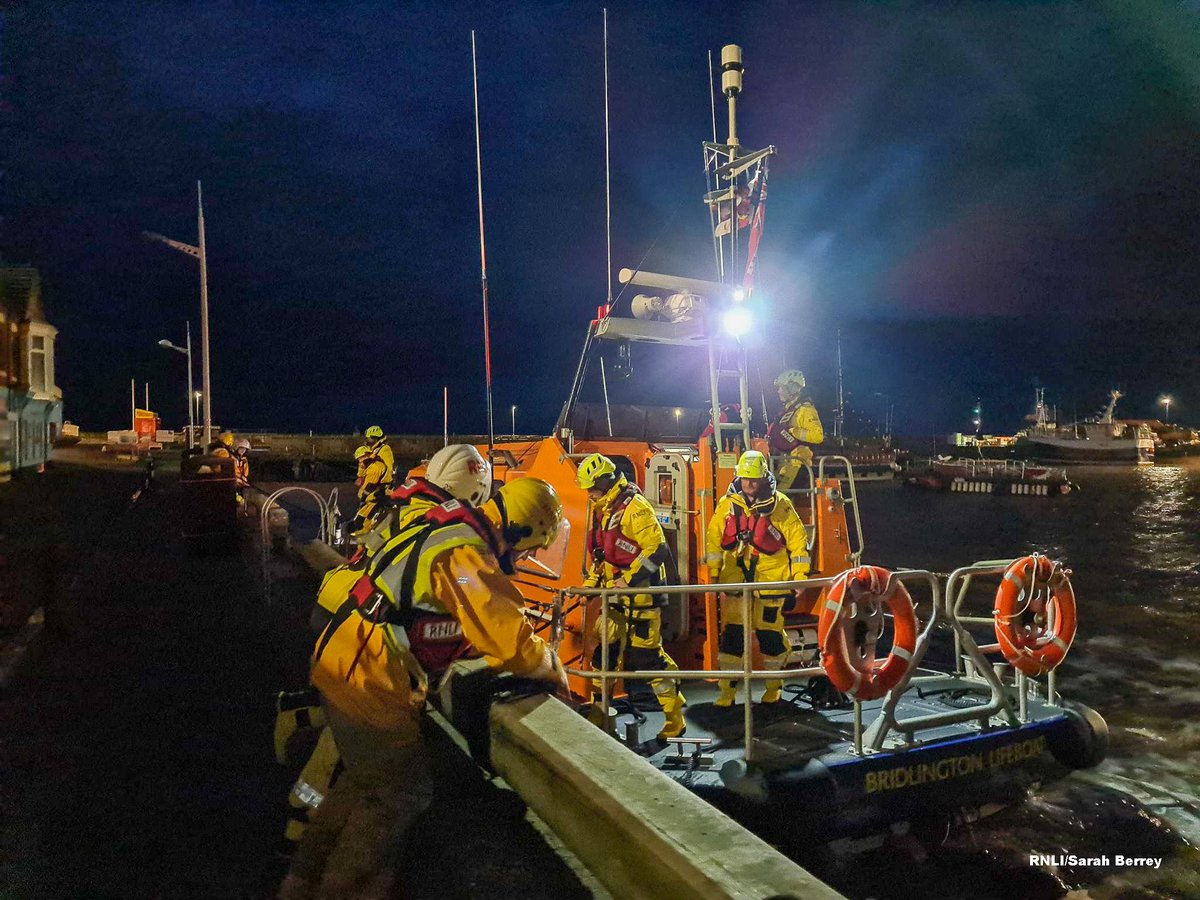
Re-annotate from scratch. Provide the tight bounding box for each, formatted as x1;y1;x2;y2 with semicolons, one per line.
584;476;669;589
705;488;808;585
310;501;552;731
768;399;824;453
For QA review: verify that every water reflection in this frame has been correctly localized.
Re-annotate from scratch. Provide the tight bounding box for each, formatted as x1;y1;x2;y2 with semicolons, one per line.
853;464;1200;897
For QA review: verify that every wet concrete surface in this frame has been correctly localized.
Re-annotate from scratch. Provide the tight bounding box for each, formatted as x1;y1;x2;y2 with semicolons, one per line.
0;461;599;899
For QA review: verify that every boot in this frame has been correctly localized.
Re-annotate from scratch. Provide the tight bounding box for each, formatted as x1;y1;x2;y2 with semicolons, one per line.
714;680;738;708
715;650;742;708
760;680;784;704
274;690;324;766
656;690;687;740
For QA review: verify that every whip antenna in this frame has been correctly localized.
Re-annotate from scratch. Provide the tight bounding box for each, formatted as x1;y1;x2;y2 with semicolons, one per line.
471;31;495;456
604;8;613;309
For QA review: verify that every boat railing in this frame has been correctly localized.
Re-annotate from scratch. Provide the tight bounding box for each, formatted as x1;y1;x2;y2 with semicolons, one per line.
769;454;864;565
557;568;939;762
927;457;1065;482
945;558;1062;711
817;455;865;565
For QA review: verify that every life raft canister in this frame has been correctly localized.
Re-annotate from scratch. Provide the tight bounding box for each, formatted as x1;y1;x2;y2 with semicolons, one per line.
993;554;1077;677
818;565;919;701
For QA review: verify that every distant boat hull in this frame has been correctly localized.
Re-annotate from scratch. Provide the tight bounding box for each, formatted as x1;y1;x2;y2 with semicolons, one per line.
1019;435;1153;465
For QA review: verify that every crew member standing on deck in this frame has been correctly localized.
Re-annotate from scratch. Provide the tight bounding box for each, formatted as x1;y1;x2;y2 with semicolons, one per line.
352;427;394;534
364;425;395;489
575;453;685;741
706;450;808;707
232;438;251;503
769;369;824;491
277;478;567;900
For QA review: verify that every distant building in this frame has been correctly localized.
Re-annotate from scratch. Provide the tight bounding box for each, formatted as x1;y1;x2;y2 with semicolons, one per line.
0;266;63;477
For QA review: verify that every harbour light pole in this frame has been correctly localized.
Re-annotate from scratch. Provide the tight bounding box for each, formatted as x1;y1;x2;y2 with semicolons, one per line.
144;182;213;447
1159;395;1172;423
157;322;195;447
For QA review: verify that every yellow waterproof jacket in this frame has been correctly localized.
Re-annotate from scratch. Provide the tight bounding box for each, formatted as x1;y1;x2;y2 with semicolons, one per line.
705;487;809;585
311;508;555;733
370;440;396;487
770;399;824;453
583;476;670;589
314;495;441;623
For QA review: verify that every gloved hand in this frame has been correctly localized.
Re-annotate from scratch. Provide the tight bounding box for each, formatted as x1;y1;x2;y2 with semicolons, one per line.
528;644;571;697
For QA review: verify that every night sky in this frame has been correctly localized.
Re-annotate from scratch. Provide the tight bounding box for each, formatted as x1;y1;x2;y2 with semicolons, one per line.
2;1;1198;437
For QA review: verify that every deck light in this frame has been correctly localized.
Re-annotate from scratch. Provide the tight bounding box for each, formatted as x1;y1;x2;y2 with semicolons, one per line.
722;306;753;338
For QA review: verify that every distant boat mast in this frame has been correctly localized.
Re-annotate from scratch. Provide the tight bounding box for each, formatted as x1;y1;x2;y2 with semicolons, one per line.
834;328;845;445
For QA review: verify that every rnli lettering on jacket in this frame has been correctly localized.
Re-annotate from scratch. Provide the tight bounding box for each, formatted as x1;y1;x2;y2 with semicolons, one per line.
344;501;502;676
586;484;644;571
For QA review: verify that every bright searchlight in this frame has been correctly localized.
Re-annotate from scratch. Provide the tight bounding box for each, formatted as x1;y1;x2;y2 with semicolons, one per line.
722;306;753;337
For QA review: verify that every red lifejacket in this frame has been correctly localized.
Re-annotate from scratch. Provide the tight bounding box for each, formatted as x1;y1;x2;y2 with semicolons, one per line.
767;401;801;452
720;499;787;555
347;499;499;676
585;484;644;572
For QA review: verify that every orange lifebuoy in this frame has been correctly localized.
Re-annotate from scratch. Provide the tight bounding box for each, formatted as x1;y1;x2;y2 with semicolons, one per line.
993;555;1076;677
818;566;919;701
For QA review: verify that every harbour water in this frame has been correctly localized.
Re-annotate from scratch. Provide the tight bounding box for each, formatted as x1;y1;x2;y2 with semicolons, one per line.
830;461;1200;899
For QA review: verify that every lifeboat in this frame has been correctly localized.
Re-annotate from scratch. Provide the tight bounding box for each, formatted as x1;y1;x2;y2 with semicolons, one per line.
456;41;1106;850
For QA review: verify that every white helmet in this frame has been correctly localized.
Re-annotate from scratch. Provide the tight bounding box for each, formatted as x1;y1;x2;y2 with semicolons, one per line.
425;444;492;506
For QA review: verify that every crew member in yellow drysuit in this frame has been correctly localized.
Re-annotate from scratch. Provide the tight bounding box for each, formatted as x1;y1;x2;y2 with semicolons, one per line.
207;430;235;458
277;478;566;900
575;453;685;741
768;369;824;491
275;444;493;850
706;450;809;706
352;426;394;533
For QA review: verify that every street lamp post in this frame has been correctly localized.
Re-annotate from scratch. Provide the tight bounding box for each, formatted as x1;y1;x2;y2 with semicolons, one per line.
511;405;517;437
157;322;194;447
144;182;213;446
1160;395;1172;424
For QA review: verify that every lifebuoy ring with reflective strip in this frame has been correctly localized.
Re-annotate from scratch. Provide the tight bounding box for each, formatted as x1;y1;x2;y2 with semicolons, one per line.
818;566;919;701
993;555;1076;676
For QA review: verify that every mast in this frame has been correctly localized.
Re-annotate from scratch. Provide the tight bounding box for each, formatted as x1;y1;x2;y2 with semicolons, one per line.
835;328;845;445
471;32;495;456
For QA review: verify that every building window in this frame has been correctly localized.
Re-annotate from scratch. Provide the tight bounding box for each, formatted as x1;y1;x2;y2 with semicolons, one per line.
30;334;47;393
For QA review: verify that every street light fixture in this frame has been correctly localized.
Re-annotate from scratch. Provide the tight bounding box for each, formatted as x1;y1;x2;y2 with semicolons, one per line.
511;405;517;437
157;322;195;447
1159;395;1172;423
144;181;213;447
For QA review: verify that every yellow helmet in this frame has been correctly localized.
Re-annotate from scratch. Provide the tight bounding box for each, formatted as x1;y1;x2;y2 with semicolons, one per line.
774;370;806;395
365;425;384;441
490;477;563;552
218;431;234;448
735;450;770;479
576;453;617;490
353;446;370;461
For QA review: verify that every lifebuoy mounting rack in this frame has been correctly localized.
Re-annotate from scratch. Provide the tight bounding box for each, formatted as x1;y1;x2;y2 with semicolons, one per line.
818;565;919;701
993;554;1077;677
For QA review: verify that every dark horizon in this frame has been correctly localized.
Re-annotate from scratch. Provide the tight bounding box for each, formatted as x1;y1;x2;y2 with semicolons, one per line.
2;2;1197;438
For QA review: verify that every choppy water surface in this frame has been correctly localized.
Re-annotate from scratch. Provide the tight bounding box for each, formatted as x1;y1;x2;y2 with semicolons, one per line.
830;461;1200;899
